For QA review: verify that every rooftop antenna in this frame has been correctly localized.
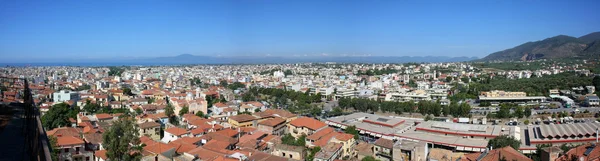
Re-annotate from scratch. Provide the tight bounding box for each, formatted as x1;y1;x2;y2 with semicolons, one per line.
597;128;599;143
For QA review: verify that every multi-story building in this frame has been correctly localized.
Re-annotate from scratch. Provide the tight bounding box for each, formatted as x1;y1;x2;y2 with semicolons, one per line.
257;117;287;135
139;121;161;141
271;144;306;160
57;136;94;161
53;90;80;103
288;117;327;138
374;138;394;161
227;114;260;128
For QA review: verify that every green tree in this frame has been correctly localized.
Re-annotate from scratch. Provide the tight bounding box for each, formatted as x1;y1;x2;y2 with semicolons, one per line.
515;106;525;118
165;104;177;125
83;100;100;114
220;80;229;87
296;135;306;147
496;105;512;119
107;66;125;76
122;87;134;96
524;107;532;118
344;125;360;140
441;105;450;117
284;69;293;76
195;111;205;118
41;103;72;129
135;108;143;115
424;114;433;121
362;156;379;161
179;105;189;117
48;135;60;161
219;94;227;103
445;76;453;82
487;135;521;150
165;104;174;117
102;117;143;160
306;146;321;161
533;144;552;161
147;97;155;104
281;133;296;145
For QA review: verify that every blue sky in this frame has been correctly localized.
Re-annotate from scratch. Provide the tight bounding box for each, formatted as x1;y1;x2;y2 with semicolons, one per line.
1;0;599;61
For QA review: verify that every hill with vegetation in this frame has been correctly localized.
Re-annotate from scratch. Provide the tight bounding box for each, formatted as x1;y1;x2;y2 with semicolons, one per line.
480;32;600;61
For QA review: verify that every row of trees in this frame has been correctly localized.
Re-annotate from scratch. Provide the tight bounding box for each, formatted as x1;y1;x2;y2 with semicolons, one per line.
338;98;472;117
356;67;399;76
107;66;125;76
460;72;593;97
82;100;128;115
43;102;133;130
243;87;323;105
487;104;532;119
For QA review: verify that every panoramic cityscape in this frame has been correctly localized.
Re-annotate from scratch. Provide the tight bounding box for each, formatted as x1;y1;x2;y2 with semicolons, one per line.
1;1;600;161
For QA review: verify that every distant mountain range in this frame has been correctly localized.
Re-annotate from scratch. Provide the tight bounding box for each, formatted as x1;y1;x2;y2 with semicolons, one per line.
480;31;600;61
133;54;479;64
3;54;479;66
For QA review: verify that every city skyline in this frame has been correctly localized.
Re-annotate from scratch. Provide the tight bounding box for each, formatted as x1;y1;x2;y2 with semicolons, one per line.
1;0;599;62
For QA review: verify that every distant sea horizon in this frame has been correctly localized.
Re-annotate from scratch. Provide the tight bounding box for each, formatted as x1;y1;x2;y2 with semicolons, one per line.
0;62;181;67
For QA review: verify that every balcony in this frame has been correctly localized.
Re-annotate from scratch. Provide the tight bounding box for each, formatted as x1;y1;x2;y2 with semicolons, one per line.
0;78;52;161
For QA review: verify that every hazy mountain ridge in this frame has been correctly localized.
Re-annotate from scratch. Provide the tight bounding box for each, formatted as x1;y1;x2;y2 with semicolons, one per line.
3;55;478;66
480;32;600;61
141;55;479;64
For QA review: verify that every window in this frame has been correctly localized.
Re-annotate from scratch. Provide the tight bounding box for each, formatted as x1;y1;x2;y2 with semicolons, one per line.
282;152;286;157
86;157;90;161
64;148;69;152
289;154;292;158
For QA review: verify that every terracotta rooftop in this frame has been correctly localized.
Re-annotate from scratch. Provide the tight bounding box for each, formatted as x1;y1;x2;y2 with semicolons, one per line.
229;114;258;123
164;127;189;136
374;138;394;149
289;117;326;131
95;150;108;160
139;121;161;129
47;127;81;138
254;109;297;119
257;117;286;127
56;136;85;146
96;113;113;120
461;146;532;161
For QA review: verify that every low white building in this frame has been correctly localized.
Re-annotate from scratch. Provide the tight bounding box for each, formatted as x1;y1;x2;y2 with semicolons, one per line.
53;90;80;103
161;127;190;143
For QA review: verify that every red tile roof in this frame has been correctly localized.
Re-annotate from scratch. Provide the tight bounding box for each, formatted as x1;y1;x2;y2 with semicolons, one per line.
215;128;239;137
258;117;286;127
144;142;176;155
47;127;81;138
164;127;189;136
95;150;108;160
96;113;113;120
56;136;85;146
374;138;394;149
289;117;326;131
229;114;257;123
307;127;335;141
557;143;600;161
462;147;532;161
